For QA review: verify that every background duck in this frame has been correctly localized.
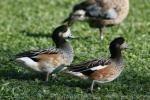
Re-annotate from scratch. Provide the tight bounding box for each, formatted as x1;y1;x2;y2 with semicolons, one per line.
67;37;128;92
63;0;129;40
16;25;74;81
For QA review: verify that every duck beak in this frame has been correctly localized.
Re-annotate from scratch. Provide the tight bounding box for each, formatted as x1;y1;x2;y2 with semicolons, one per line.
67;34;76;39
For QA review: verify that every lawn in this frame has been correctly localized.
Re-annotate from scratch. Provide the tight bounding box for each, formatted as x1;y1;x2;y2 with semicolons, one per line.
0;0;150;99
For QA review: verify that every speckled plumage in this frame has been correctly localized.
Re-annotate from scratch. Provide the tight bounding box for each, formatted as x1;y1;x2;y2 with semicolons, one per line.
89;0;129;26
68;37;128;91
16;25;74;81
63;0;129;39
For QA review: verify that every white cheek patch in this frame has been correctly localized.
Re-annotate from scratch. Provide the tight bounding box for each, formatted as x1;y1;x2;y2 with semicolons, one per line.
121;42;128;49
74;10;86;16
63;28;71;37
73;10;86;20
90;65;108;71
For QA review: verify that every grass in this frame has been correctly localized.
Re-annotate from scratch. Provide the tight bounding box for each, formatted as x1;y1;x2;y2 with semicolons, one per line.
0;0;150;99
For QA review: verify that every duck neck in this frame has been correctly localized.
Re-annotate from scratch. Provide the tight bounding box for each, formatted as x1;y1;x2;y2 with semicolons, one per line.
54;38;73;55
110;49;122;61
56;39;74;63
57;41;73;53
110;49;124;70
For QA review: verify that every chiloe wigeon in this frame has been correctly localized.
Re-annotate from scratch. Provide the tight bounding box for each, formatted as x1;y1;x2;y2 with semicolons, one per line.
16;25;74;81
63;0;129;40
68;37;128;92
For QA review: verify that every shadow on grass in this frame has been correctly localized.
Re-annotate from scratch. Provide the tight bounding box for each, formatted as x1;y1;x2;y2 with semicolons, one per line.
21;30;52;38
0;70;46;81
61;70;150;94
0;70;91;91
20;30;92;40
0;68;149;94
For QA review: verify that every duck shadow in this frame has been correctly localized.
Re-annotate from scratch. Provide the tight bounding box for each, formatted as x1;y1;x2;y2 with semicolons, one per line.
118;70;150;85
20;30;91;40
21;30;52;38
0;70;46;81
59;71;150;94
0;70;91;91
1;69;149;94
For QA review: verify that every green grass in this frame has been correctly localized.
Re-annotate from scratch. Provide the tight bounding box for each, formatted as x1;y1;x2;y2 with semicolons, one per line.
0;0;150;99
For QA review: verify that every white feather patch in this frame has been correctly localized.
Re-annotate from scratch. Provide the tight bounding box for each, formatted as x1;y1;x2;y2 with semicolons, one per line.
63;28;71;37
90;65;108;71
16;57;40;72
74;10;86;15
67;71;88;79
73;10;86;20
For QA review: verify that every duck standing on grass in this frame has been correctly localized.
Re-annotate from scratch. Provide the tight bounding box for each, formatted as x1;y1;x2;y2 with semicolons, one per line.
68;37;128;92
63;0;129;40
16;25;74;81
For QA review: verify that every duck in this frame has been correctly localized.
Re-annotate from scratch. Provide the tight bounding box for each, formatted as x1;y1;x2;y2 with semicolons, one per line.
67;37;128;92
63;0;129;40
16;25;74;81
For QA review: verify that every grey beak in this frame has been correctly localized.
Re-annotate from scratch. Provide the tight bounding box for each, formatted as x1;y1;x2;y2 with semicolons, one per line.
67;34;77;39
